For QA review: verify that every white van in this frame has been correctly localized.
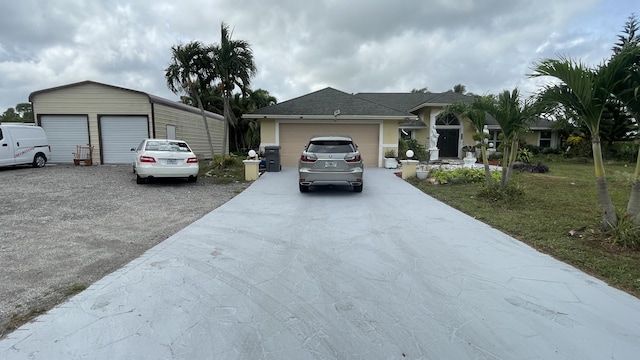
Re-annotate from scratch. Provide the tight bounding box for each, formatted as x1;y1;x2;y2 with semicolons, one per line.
0;124;52;168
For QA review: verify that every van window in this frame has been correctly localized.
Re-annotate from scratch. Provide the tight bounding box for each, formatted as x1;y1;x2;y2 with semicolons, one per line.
0;128;3;141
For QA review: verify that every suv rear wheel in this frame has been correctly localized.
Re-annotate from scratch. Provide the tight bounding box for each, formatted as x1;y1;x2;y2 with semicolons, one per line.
353;184;363;193
299;184;310;193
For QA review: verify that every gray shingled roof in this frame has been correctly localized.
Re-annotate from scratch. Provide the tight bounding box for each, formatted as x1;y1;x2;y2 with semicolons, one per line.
247;87;414;118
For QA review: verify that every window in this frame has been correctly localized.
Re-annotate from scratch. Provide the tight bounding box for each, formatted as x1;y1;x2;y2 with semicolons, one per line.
307;141;355;153
436;114;460;126
539;131;552;148
488;130;502;151
400;129;413;140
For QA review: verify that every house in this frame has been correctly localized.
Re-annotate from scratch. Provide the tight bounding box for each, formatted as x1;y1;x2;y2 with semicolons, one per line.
29;80;225;165
244;87;559;167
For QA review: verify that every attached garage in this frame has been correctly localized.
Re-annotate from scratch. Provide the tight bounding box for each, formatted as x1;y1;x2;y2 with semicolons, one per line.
30;80;225;165
245;87;413;168
39;115;89;163
279;123;380;167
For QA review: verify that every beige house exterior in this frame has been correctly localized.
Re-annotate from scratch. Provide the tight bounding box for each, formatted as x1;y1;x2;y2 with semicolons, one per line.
29;81;225;165
246;88;558;167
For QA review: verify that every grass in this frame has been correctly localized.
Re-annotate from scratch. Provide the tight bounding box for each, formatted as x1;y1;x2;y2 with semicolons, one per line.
407;155;640;298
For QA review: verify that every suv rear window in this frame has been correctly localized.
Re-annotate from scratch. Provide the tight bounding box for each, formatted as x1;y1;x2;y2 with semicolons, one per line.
307;141;355;153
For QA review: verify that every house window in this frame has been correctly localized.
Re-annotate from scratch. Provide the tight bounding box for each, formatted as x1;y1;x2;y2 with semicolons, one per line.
488;130;502;151
400;129;414;140
436;113;460;126
539;131;552;148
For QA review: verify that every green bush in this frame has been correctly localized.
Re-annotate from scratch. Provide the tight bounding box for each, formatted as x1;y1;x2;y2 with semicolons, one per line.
608;213;640;250
476;182;525;203
399;138;428;161
428;168;501;185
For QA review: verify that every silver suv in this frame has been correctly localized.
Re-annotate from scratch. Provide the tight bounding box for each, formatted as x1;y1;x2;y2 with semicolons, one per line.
298;135;364;193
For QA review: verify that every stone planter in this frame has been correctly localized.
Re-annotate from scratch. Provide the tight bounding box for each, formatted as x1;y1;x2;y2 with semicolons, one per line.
385;157;398;169
416;168;429;180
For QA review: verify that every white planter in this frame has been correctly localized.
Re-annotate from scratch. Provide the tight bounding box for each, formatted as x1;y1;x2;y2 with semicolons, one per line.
385;157;398;169
416;170;429;180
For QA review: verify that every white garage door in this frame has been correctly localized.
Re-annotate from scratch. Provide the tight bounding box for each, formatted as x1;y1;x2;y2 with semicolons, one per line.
279;123;380;167
100;116;149;164
39;115;89;163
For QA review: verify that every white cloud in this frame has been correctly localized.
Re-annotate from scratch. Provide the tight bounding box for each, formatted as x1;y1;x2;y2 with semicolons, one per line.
0;0;635;111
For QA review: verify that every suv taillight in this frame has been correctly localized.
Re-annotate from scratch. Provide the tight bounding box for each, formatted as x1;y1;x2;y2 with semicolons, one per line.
300;153;317;162
140;155;156;163
344;154;361;163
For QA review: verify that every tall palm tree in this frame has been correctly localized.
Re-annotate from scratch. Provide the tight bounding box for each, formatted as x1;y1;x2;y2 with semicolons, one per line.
611;15;640;223
165;41;216;159
213;22;257;154
531;55;628;230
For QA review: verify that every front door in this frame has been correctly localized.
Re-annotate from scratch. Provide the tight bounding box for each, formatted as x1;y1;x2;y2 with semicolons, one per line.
437;129;459;158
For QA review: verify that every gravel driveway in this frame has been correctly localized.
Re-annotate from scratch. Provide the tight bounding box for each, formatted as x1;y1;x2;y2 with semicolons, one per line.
0;164;248;336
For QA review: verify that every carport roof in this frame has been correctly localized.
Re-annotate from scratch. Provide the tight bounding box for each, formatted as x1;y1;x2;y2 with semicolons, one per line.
244;87;416;119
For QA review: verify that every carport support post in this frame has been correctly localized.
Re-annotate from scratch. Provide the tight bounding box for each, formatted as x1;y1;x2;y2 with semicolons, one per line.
243;160;261;181
400;160;419;179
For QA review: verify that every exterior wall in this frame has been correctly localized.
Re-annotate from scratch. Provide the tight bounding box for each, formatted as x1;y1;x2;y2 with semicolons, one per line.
382;119;399;156
152;103;224;159
258;118;277;151
32;83;152;165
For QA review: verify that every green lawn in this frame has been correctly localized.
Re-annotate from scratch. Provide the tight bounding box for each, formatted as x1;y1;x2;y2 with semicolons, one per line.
408;156;640;298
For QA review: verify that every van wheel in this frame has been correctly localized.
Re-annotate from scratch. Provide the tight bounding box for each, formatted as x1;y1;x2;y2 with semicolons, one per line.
136;175;146;184
33;154;46;168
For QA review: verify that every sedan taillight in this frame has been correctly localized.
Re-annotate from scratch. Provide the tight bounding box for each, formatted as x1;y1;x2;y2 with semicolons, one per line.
140;155;156;163
186;157;198;163
344;154;361;163
300;153;317;162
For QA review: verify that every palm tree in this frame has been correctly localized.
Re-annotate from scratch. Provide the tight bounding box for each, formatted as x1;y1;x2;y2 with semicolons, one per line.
485;89;539;188
213;22;257;154
439;97;493;185
165;41;216;159
610;15;640;223
531;54;629;230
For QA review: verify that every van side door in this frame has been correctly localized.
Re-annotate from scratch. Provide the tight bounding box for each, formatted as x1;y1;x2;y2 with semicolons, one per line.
0;127;16;166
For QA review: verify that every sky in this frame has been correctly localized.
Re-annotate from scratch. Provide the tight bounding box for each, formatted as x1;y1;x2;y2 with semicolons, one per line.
0;0;636;113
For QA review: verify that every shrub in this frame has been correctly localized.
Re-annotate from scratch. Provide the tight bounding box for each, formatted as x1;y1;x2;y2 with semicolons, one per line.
399;138;428;161
428;168;501;185
608;213;640;250
512;162;549;173
476;183;525;203
517;148;533;164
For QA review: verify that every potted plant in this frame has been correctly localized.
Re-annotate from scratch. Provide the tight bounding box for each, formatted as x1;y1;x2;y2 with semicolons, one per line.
384;149;398;169
416;164;429;180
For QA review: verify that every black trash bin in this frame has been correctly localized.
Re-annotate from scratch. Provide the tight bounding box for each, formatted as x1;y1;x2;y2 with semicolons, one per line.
264;145;281;172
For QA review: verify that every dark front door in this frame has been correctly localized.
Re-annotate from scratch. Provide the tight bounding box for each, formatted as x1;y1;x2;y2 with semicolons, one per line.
437;129;459;158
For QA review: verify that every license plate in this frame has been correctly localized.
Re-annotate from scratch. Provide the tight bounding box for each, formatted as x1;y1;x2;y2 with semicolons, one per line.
324;161;337;168
165;159;177;165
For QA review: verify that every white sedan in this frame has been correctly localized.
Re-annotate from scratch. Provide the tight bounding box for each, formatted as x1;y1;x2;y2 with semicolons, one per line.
131;139;199;184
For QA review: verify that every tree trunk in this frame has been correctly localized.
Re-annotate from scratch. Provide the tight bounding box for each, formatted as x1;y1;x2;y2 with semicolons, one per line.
222;95;231;155
194;92;215;162
626;146;640;225
592;137;618;231
480;145;493;186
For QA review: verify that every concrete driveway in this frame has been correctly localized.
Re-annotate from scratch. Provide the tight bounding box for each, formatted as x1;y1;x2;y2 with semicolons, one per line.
1;167;639;359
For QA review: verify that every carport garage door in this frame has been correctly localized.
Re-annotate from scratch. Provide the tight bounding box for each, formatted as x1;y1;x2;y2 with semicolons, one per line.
279;123;379;167
40;115;89;163
100;116;149;164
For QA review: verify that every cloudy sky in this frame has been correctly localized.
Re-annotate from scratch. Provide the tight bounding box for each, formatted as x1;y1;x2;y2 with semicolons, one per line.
0;0;635;112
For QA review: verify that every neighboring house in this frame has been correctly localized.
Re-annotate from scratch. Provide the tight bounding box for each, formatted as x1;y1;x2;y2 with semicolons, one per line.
244;87;559;167
29;80;225;165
